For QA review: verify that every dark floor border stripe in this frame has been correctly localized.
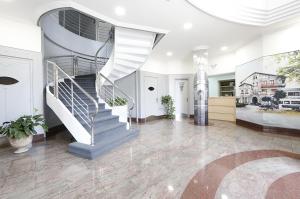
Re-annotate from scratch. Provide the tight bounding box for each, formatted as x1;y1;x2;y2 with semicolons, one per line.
181;150;300;199
236;119;300;137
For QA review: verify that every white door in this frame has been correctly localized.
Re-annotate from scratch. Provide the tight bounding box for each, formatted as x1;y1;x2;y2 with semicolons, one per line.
175;79;189;116
144;76;158;117
0;56;32;125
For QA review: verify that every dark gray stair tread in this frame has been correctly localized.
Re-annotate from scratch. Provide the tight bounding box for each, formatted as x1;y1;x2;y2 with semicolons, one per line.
68;129;139;159
74;74;96;78
82;115;119;127
74;108;111;117
64;102;105;107
94;122;126;135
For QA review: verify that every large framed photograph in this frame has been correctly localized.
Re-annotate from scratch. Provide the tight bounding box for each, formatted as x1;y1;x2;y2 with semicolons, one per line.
236;50;300;130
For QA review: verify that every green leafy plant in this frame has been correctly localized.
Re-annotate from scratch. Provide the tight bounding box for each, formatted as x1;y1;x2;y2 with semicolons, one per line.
161;95;175;119
0;114;48;139
276;50;300;81
108;97;128;106
273;90;286;104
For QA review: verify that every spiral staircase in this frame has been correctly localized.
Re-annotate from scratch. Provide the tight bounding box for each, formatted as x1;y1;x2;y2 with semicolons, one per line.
43;9;164;159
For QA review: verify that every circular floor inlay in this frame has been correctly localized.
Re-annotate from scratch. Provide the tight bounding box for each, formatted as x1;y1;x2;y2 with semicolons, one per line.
180;150;300;199
266;172;300;199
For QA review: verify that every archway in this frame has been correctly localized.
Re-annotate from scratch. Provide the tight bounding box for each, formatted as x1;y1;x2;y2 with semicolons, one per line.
252;97;258;105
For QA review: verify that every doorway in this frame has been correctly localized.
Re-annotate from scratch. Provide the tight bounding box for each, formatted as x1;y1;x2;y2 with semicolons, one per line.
175;79;189;118
252;96;258;105
0;56;32;125
144;76;159;117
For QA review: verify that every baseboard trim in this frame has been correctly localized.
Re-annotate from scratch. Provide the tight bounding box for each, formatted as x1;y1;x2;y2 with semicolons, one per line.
131;115;167;123
236;119;300;137
33;134;45;143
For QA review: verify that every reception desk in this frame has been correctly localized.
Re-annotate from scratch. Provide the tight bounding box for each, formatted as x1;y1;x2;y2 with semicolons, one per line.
208;97;236;122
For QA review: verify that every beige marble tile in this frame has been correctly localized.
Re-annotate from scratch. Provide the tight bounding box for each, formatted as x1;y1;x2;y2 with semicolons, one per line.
0;118;299;199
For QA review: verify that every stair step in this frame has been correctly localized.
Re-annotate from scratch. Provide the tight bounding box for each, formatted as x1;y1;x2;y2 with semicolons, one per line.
111;68;128;77
114;53;146;63
64;81;96;87
64;102;105;110
94;123;127;142
68;128;139;159
115;45;150;55
74;74;96;79
93;115;119;126
113;64;135;74
115;37;153;48
116;27;155;41
114;59;140;69
74;109;112;122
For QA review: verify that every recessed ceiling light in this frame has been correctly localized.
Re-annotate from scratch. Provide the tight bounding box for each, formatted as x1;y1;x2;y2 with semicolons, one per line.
166;51;173;56
115;6;126;16
183;22;193;30
220;46;228;51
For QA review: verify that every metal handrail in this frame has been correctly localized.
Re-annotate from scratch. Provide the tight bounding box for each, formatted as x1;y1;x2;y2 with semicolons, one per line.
94;37;113;71
98;73;135;111
47;60;98;146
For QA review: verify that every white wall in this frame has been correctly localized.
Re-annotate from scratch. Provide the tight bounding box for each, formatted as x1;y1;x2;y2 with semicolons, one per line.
208;52;237;76
210;17;300;74
263;20;300;56
0;18;41;52
142;56;194;75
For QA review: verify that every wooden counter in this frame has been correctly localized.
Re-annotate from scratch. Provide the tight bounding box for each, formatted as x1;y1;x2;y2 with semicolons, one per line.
208;97;236;122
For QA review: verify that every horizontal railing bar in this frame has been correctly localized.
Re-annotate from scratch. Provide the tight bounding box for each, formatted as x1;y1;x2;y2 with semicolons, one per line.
47;61;99;115
59;83;89;111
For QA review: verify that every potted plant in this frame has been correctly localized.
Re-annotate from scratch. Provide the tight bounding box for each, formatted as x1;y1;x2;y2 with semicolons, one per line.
0;114;48;153
161;95;175;119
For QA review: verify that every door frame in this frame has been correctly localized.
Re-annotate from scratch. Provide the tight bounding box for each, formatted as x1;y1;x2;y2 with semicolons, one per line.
174;78;189;117
144;75;159;117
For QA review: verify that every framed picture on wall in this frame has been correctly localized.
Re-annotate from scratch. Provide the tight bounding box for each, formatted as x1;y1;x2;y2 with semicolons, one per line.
236;50;300;130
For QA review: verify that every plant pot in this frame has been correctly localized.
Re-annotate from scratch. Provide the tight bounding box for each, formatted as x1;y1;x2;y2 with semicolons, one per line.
8;135;33;154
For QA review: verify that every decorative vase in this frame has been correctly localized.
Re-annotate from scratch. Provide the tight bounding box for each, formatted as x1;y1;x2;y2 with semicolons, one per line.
8;135;33;154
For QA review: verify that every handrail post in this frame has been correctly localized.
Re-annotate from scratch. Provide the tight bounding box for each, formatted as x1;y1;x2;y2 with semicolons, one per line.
112;84;115;107
54;64;59;98
90;116;95;146
129;109;132;128
73;56;78;76
71;81;74;115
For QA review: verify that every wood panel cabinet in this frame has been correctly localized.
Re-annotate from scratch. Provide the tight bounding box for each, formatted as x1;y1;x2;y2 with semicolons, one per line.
208;97;236;122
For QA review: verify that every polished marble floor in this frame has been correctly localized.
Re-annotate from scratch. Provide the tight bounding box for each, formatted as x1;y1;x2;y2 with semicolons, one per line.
0;118;300;199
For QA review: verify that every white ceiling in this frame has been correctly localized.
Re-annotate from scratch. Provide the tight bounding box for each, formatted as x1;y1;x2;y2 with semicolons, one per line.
187;0;300;26
0;0;289;68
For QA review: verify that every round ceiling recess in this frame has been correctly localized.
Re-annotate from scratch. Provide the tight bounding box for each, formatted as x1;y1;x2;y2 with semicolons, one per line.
187;0;300;26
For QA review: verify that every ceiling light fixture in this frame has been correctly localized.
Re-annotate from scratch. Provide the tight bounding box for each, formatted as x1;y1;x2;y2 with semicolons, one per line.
166;51;173;57
220;46;228;51
183;22;193;30
115;6;126;16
